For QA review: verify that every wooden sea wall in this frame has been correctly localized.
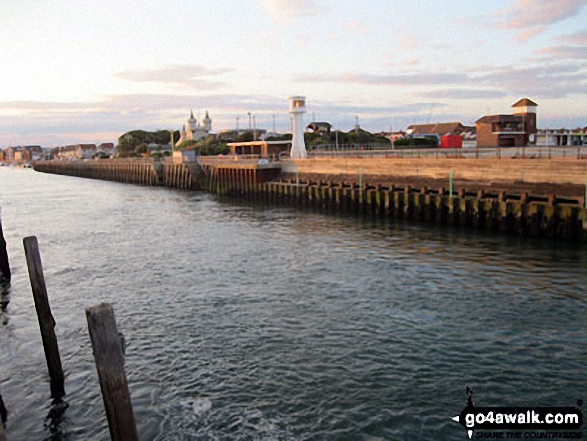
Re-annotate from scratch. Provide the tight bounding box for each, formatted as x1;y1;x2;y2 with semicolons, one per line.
34;160;204;190
33;158;587;241
212;174;587;241
282;157;587;186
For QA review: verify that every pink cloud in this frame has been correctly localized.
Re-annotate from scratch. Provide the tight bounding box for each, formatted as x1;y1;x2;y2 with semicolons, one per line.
115;64;232;90
496;0;586;39
557;29;587;45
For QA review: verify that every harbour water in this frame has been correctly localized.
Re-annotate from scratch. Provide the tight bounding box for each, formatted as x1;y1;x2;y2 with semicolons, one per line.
1;166;586;440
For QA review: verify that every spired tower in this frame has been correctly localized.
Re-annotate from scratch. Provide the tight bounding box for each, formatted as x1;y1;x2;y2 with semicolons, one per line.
175;109;213;147
289;96;307;159
186;110;198;141
203;110;212;132
512;98;538;145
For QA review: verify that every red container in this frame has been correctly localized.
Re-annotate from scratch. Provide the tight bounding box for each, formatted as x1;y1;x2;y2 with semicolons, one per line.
440;135;462;148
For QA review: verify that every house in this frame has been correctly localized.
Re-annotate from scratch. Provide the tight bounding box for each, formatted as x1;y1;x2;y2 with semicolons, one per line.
97;143;115;155
58;145;77;160
3;148;14;163
25;145;43;161
14;148;31;163
406;122;465;137
76;144;97;159
476;98;537;147
536;128;587;146
3;145;42;163
306;122;332;136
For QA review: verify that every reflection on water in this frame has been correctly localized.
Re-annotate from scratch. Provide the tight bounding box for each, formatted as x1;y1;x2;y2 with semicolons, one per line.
0;167;586;440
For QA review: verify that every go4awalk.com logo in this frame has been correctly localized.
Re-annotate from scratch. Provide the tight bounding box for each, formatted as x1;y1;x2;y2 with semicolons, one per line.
452;388;583;439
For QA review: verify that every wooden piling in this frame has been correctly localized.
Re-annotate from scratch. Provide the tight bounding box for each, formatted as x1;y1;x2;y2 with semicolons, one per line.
86;303;138;441
23;236;65;398
0;393;7;440
0;208;10;283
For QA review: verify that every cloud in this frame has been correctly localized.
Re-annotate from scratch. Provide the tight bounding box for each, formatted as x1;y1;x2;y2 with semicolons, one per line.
260;0;325;19
0;91;308;146
295;72;470;87
115;64;233;90
474;64;587;98
557;29;587;45
535;45;587;60
496;0;586;40
416;89;509;100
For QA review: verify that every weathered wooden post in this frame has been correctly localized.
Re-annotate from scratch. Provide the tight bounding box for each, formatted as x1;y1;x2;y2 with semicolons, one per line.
23;236;65;398
0;208;11;283
86;303;138;441
0;393;7;440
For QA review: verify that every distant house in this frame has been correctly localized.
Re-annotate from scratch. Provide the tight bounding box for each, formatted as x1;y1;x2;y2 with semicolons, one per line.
76;144;97;159
14;148;31;163
306;122;332;135
25;145;43;161
97;142;115;155
536;128;587;146
406;122;465;137
3;145;42;163
476;98;537;147
3;147;14;163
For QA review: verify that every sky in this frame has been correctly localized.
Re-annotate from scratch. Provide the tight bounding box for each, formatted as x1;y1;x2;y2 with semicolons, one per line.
0;0;586;147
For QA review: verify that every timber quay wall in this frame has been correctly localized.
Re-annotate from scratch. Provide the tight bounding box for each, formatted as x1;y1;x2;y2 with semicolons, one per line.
215;176;587;242
34;160;203;190
33;158;587;242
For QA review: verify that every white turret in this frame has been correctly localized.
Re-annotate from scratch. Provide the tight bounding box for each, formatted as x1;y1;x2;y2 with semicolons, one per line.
203;110;212;132
288;96;307;159
187;110;197;140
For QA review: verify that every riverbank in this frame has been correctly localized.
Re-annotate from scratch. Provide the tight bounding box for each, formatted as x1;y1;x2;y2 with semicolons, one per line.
33;156;587;242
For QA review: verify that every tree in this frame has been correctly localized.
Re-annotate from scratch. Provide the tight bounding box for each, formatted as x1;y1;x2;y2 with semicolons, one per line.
237;132;254;142
117;129;179;156
136;143;148;155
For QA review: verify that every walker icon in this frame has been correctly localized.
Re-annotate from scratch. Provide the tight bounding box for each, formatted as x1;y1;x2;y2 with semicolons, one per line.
452;387;476;439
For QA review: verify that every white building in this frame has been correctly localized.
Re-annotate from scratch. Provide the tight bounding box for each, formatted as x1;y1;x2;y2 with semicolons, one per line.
176;110;212;146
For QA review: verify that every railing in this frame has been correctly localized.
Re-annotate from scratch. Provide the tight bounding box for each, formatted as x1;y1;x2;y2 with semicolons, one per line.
308;145;587;160
197;154;281;166
35;157;160;165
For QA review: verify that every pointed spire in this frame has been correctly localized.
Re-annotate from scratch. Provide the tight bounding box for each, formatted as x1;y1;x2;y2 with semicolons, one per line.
190;109;194;118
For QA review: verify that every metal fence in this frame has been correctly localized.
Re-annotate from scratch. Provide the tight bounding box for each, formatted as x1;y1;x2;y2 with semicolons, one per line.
308;145;587;160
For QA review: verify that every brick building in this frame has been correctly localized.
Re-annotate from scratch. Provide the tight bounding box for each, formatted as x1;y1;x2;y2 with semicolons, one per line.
476;98;537;147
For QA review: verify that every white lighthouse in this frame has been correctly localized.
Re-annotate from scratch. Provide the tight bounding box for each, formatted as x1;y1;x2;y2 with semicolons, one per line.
288;96;307;159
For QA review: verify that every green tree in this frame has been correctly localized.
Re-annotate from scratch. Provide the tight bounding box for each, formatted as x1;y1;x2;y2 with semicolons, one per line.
136;143;149;155
237;132;254;142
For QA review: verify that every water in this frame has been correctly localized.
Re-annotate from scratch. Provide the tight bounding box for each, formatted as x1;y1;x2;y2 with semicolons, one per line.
0;167;586;440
